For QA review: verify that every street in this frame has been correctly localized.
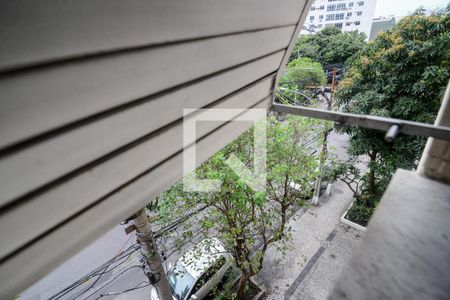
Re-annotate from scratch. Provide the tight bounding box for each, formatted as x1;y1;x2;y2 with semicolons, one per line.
258;179;361;300
18;225;137;300
19;209;210;300
19;131;361;300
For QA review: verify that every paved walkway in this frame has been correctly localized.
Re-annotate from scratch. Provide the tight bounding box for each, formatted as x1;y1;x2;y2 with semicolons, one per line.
258;180;362;300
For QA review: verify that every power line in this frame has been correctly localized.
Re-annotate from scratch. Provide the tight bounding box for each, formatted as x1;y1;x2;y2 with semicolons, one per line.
74;250;136;300
79;265;146;300
94;281;151;299
154;205;209;238
50;205;209;299
115;232;135;256
162;227;209;261
48;244;139;300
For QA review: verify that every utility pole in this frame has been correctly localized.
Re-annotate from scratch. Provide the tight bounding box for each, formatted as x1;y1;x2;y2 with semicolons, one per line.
311;68;336;205
131;208;172;300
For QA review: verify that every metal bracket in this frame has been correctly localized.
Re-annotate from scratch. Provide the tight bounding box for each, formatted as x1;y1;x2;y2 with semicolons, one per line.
272;103;450;142
385;124;399;142
124;224;136;235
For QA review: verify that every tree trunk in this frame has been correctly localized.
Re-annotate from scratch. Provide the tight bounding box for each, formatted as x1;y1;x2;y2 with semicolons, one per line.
368;152;377;195
236;272;251;300
369;168;376;195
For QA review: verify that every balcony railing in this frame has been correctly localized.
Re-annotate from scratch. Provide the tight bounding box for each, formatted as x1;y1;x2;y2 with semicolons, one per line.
275;82;450;300
273;103;450;142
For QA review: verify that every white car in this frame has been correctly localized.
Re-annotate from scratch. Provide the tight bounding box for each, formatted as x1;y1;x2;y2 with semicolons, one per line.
151;238;234;300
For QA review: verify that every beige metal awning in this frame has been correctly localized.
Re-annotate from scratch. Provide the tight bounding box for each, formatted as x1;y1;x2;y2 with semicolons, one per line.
0;1;313;297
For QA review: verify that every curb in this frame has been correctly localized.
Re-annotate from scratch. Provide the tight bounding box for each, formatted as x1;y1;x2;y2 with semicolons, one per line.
250;277;266;300
340;201;367;232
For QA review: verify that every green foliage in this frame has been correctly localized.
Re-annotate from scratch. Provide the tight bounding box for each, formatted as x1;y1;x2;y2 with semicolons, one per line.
325;159;362;197
280;57;327;87
155;115;324;299
290;27;367;68
277;57;326;105
334;9;450;225
346;201;376;227
337;11;450;122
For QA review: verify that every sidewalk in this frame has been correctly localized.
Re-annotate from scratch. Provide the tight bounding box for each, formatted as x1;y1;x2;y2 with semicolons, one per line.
258;180;362;300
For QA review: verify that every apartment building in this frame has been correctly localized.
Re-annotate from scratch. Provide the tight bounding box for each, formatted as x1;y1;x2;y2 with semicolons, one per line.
300;0;377;39
369;16;396;40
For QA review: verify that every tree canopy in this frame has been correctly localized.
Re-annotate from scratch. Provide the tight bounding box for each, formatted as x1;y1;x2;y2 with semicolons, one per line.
281;57;327;87
333;8;450;225
277;57;326;105
290;27;367;68
154;115;323;299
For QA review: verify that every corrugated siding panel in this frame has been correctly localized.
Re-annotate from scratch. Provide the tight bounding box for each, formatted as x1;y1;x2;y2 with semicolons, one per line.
0;26;294;150
0;0;303;71
0;74;278;261
0;0;312;297
0;99;272;297
0;49;288;206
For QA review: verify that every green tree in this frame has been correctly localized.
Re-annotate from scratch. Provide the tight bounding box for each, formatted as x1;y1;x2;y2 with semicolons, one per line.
281;57;327;87
290;27;367;68
277;57;326;105
155;115;322;299
334;8;450;224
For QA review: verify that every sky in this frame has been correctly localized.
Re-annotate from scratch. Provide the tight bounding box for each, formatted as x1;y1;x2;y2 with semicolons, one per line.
373;0;448;18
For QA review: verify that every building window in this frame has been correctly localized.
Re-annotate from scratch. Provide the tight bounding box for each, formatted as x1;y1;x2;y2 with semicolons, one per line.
327;4;336;11
326;14;335;21
335;13;344;20
337;3;346;11
345;22;352;26
335;23;343;29
356;11;363;16
349;2;354;7
320;5;325;10
347;12;352;17
357;1;364;5
318;24;323;28
311;6;315;11
310;15;314;20
355;20;361;25
325;23;333;28
319;15;324;20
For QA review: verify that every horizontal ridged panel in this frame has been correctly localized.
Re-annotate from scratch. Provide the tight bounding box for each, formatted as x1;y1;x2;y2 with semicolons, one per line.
0;98;271;299
0;0;304;71
0;76;275;262
0;51;284;207
0;26;293;150
0;0;312;297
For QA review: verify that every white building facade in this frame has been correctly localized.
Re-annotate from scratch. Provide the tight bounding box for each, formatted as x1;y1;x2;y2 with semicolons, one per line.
300;0;377;39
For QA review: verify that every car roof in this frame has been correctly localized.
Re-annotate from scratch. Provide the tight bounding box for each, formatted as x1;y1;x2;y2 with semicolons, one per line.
178;238;227;280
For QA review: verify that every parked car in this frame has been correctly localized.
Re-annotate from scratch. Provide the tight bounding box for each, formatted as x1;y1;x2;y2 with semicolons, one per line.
151;238;234;300
289;179;316;194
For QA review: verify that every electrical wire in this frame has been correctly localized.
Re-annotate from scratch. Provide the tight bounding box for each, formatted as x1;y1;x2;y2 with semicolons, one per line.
79;265;145;300
162;227;209;261
154;205;209;238
74;250;136;300
48;244;139;300
94;281;151;299
115;233;136;256
50;205;210;300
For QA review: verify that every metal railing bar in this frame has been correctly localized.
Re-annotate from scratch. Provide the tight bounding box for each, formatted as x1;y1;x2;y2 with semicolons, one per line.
272;103;450;142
